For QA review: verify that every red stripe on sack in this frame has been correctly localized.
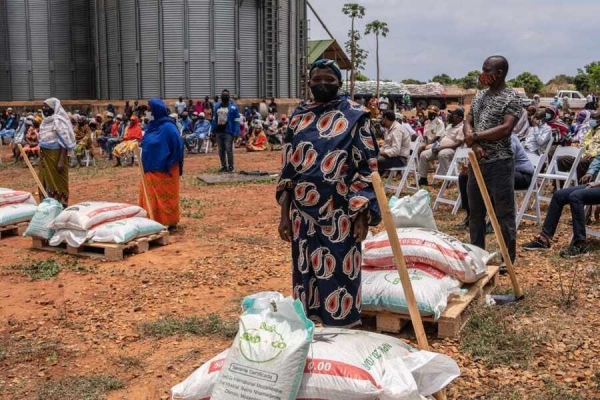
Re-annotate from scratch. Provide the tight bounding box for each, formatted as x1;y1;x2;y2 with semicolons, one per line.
87;211;144;230
363;255;466;281
207;358;225;374
304;358;382;389
0;192;27;199
364;238;467;260
87;204;131;218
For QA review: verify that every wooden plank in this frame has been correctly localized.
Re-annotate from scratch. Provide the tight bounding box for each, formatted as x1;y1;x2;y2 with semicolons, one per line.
0;221;30;239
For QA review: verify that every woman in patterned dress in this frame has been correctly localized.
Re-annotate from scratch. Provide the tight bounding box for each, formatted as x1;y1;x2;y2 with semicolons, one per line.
276;59;381;328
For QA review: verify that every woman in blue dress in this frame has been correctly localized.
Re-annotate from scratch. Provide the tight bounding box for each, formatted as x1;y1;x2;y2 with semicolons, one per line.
276;60;381;327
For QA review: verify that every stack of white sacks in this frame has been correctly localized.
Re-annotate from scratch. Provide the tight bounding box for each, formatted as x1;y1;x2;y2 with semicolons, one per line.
0;188;38;226
24;201;166;247
361;191;495;320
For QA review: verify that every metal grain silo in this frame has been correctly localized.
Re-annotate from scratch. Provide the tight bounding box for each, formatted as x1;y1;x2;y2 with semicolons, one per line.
0;0;94;101
92;0;307;101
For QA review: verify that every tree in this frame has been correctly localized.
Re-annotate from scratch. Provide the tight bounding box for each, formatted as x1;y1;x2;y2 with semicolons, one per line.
365;20;389;98
508;72;544;96
355;72;369;82
431;73;454;85
342;3;367;99
456;70;482;90
574;73;590;92
589;65;600;92
546;74;575;86
401;79;424;84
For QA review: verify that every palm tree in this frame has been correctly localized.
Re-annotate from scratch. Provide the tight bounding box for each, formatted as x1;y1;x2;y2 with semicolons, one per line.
342;3;366;99
365;20;389;99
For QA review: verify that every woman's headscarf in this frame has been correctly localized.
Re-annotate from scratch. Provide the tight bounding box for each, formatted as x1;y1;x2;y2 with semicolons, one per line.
545;105;569;139
39;97;76;150
141;99;184;175
124;115;143;141
309;59;342;83
573;110;592;142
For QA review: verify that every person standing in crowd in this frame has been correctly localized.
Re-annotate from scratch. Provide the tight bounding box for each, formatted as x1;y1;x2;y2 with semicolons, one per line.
124;100;133;119
194;100;203;115
378;92;390;112
464;55;521;264
73;115;92;167
269;97;278;114
202;96;213;121
175;96;186;115
377;110;411;174
418;108;465;185
140;99;184;229
523;110;552;155
0;108;20;144
524;153;600;257
458;135;534;228
187;99;194;113
38;98;76;208
113;115;143;166
212;89;240;173
277;59;381;328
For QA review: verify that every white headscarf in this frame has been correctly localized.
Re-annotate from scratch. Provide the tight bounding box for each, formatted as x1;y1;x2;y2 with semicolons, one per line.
39;97;76;150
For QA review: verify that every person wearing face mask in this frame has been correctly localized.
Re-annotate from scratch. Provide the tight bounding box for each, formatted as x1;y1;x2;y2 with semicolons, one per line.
0;108;20;144
418;106;445;163
245;125;268;152
38;98;76;208
73;115;92;167
523;110;552;156
185;112;211;153
377;110;411;175
463;55;522;266
557;110;600;182
276;59;381;328
418;108;465;185
113;115;143;166
571;110;592;143
211;89;240;173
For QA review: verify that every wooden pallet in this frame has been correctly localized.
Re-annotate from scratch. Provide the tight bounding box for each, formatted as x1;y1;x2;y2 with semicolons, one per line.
31;230;169;261
362;265;500;338
0;221;29;239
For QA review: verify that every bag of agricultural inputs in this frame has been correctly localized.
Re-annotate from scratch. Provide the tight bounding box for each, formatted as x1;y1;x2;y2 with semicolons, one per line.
361;264;462;320
389;190;437;231
0;203;37;226
23;198;64;239
210;294;314;400
49;229;88;248
0;188;36;207
362;228;493;283
171;327;461;400
89;217;166;244
50;201;146;231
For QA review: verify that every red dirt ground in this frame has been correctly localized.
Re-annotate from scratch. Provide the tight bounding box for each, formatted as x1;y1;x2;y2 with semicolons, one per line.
0;147;599;399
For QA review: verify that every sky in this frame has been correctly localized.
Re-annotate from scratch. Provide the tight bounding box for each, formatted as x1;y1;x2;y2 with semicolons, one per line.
308;0;600;83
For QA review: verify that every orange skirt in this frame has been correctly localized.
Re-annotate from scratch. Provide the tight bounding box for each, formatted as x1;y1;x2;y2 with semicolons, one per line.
139;164;180;227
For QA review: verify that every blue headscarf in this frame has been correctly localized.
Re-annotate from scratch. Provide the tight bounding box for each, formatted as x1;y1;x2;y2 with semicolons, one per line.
141;99;184;175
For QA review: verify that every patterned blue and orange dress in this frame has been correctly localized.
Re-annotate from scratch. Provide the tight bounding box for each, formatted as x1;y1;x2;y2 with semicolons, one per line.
276;98;381;327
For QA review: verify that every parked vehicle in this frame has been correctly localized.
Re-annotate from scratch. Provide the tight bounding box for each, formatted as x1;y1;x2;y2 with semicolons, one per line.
539;90;587;109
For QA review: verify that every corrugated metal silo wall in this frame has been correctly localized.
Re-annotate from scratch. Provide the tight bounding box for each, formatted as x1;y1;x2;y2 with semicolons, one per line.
92;0;307;100
1;0;94;101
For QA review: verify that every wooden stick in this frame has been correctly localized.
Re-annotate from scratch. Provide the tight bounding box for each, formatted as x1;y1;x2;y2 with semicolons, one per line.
371;172;446;400
134;145;154;220
467;151;523;298
18;144;49;199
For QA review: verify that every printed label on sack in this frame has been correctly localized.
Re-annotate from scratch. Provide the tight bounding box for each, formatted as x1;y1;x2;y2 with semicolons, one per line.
87;204;130;218
240;322;287;363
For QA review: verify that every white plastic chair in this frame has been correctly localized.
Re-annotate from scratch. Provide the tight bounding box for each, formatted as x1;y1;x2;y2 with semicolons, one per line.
515;152;546;229
432;147;470;214
83;149;95;167
384;135;422;197
536;146;584;204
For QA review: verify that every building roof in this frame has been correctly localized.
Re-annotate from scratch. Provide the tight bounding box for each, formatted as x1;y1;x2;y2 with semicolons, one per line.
308;39;351;70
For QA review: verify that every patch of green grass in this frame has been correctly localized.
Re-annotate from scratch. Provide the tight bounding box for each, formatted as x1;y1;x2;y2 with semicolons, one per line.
461;305;533;367
538;379;588;400
180;197;205;219
15;341;61;362
5;259;61;281
36;375;124;400
138;314;237;339
63;259;99;274
115;355;144;370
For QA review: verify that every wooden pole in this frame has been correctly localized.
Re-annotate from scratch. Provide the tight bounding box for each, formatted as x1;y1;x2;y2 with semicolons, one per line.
18;144;49;199
371;171;446;400
134;145;154;220
467;151;523;298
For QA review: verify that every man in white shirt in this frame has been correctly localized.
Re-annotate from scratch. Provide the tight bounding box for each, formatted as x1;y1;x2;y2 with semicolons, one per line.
523;110;552;155
398;113;416;138
420;105;445;150
377;111;411;174
418;108;465;185
175;96;187;116
378;92;390;111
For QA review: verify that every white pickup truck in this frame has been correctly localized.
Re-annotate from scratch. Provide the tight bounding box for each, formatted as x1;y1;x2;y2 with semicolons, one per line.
539;90;588;109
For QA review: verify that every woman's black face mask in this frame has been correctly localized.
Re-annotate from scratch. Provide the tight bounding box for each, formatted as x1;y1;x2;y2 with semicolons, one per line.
42;107;54;117
310;84;339;103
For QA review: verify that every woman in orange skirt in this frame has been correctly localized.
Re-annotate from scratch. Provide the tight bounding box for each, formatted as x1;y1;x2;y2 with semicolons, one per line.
139;99;184;229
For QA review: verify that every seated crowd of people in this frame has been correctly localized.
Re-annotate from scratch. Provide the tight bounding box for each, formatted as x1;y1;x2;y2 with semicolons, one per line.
369;95;600;259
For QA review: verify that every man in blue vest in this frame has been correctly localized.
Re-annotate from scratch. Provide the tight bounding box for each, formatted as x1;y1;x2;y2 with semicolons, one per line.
212;89;240;173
